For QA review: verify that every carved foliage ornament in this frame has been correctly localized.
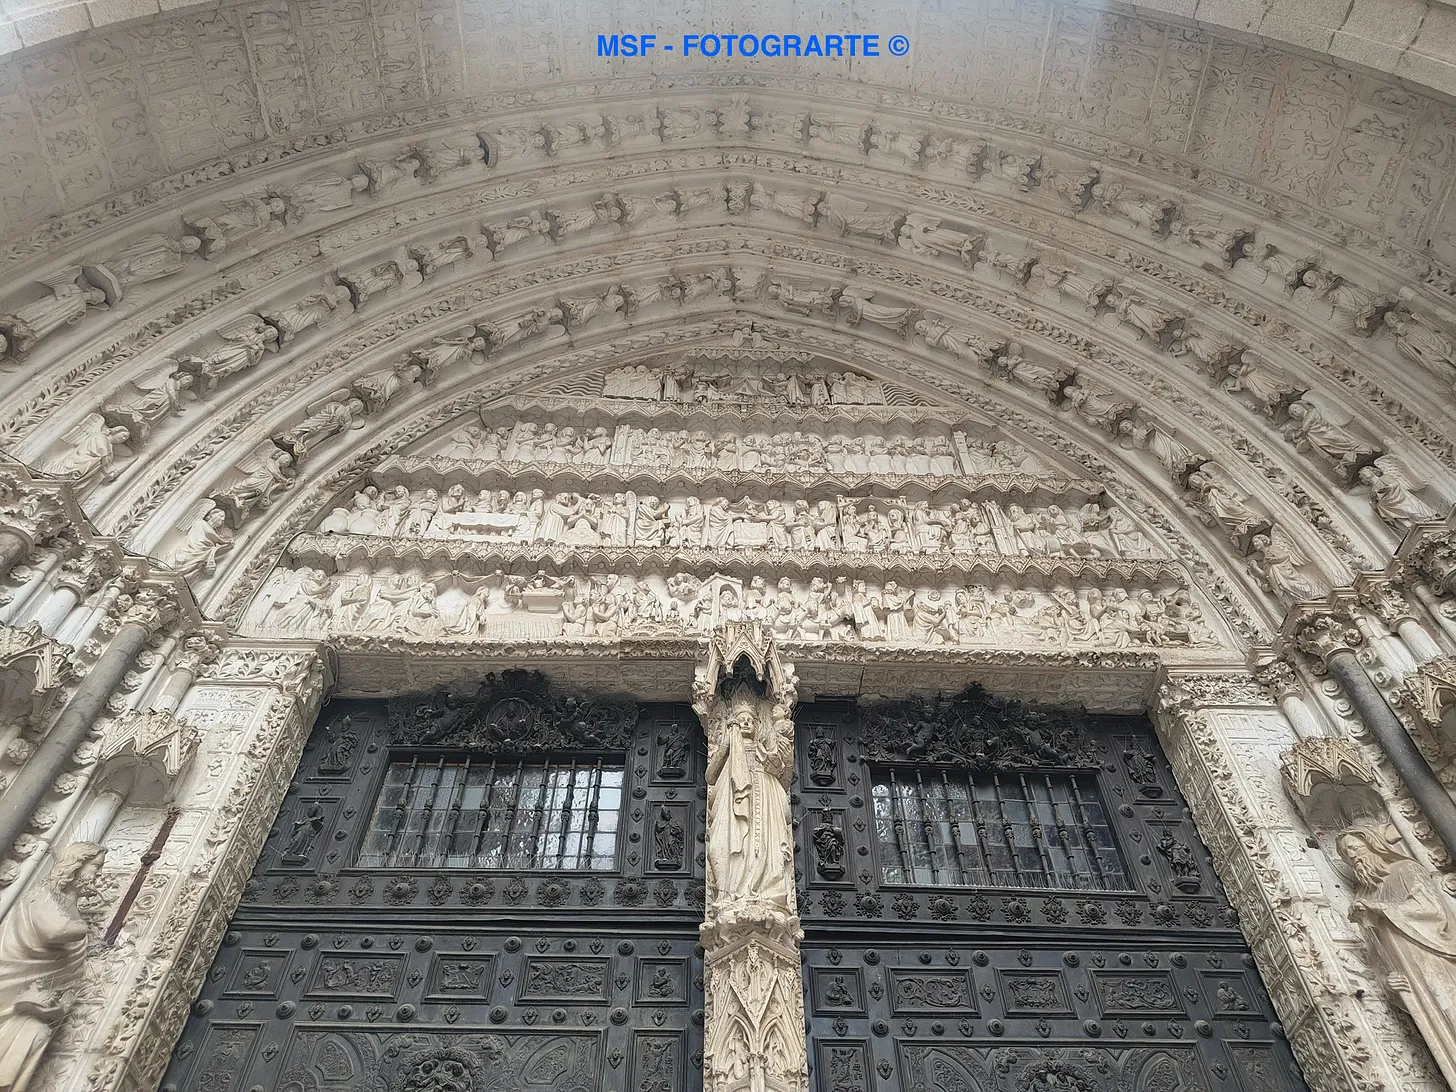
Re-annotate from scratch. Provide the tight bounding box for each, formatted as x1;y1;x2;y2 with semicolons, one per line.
386;669;638;753
857;684;1098;769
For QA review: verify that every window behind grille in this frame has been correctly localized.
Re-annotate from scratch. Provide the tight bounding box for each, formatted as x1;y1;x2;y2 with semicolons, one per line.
871;768;1129;891
358;756;623;870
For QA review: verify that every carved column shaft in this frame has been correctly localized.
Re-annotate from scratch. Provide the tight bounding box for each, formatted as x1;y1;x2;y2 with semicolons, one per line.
1323;648;1456;860
0;620;149;855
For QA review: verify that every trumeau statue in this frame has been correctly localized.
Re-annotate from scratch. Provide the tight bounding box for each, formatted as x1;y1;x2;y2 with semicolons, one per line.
0;843;106;1092
693;626;807;1092
1337;819;1456;1088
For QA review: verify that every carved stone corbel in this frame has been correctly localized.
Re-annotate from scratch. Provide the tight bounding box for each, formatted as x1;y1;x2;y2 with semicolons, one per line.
1279;737;1383;832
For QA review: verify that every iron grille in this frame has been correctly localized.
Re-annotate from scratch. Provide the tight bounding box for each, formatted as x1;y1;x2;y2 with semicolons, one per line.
871;767;1129;890
358;756;623;870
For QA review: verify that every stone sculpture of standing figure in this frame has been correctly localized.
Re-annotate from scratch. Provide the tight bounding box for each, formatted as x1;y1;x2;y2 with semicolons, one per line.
0;843;106;1092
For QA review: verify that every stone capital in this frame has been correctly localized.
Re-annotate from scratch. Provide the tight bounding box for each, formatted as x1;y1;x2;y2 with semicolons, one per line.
1355;578;1418;628
1292;612;1363;662
1404;656;1456;741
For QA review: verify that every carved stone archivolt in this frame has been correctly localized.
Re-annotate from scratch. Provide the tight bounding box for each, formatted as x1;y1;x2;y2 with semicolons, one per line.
0;10;1452;1092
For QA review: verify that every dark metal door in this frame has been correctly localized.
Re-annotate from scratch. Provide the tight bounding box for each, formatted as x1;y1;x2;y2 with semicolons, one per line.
160;672;706;1092
793;687;1308;1092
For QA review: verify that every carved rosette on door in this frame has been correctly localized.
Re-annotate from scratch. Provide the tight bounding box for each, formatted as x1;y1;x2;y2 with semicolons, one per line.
793;687;1309;1092
159;671;706;1092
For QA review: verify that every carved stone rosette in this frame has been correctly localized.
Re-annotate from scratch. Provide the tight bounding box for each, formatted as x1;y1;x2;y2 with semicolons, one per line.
693;623;808;1092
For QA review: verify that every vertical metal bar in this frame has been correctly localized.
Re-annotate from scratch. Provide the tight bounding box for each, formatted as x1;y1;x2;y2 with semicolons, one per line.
1069;775;1114;889
526;760;549;870
991;773;1024;886
472;759;499;866
968;776;995;882
501;760;525;869
582;760;603;869
888;770;913;883
914;769;940;885
444;757;471;864
386;756;420;867
940;769;972;885
556;759;579;866
1043;774;1082;888
1019;772;1056;887
413;756;446;866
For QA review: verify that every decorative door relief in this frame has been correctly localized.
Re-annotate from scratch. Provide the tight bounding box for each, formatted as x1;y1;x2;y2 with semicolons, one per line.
693;623;809;1092
158;671;706;1092
794;687;1310;1092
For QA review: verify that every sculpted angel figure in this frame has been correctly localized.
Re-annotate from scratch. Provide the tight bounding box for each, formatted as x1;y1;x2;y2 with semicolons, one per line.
0;843;105;1092
1221;354;1305;419
1249;527;1328;603
261;284;352;344
95;230;202;292
1061;378;1135;433
897;214;982;265
1171;325;1240;373
1299;267;1389;332
483;212;551;254
1108;289;1183;345
1337;817;1456;1080
1037;261;1113;311
351;363;421;413
1091;181;1177;236
703;685;797;915
1357;458;1440;531
50;414;131;486
747;183;819;223
546;198;621;239
357;154;420;195
1177;221;1256;266
275;396;366;459
168;505;234;579
993;344;1072;400
279;169;370;215
1117;419;1196;476
101;368;194;443
0;268;109;358
808;112;865;148
561;288;625;330
210;445;297;526
1284;399;1379;479
1383;309;1456;378
768;280;838;316
837;287;914;335
820;194;900;243
616;191;678;227
408;331;486;381
1186;463;1267;538
184;192;286;256
175;315;279;391
480;307;563;353
411;234;483;278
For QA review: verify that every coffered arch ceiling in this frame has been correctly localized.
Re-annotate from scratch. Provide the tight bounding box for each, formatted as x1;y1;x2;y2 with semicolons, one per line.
2;1;1455;647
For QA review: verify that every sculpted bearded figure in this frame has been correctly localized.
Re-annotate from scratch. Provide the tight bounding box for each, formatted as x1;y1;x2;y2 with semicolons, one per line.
1337;819;1456;1084
703;684;796;917
0;843;105;1092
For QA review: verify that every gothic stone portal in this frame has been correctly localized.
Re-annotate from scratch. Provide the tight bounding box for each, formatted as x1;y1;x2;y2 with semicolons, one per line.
162;678;1304;1092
